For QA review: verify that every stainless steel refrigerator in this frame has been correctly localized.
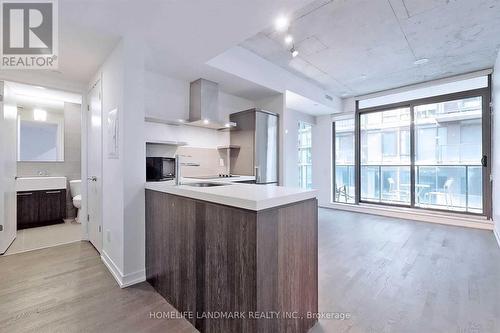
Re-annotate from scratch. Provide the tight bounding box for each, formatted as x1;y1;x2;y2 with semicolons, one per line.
229;109;279;185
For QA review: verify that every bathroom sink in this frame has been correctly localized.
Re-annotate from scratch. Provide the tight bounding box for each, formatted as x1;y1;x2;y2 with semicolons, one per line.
183;182;231;188
16;176;67;192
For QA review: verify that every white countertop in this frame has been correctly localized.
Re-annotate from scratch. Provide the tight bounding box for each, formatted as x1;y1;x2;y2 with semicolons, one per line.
16;176;67;192
145;178;317;211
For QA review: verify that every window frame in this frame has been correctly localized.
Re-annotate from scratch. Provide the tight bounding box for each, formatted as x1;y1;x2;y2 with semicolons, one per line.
298;121;313;190
345;80;492;218
332;114;356;204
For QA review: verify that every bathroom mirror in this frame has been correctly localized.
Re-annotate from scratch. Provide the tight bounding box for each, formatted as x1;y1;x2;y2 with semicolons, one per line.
17;107;65;162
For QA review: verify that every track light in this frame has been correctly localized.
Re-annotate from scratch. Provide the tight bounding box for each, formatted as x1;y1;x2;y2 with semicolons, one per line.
284;35;293;45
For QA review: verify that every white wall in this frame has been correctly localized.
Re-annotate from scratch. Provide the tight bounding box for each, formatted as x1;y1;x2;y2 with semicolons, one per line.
97;40;125;278
312;115;333;206
283;108;315;188
492;54;500;241
144;70;254;148
93;37;147;286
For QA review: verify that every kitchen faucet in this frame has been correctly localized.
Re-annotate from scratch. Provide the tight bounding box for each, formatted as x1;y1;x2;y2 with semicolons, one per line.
175;154;200;185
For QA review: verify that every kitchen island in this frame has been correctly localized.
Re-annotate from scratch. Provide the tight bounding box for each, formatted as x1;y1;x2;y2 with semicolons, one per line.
145;180;318;333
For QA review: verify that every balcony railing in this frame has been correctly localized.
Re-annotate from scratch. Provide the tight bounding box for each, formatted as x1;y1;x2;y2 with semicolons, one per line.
334;164;483;214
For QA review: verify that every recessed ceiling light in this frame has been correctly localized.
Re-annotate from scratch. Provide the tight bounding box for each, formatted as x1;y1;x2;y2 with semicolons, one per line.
274;15;289;31
291;47;299;58
284;35;293;45
414;58;429;65
177;119;185;123
203;119;210;124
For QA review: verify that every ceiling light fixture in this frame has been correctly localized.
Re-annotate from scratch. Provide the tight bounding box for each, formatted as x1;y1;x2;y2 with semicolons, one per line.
414;58;429;65
203;119;210;125
291;46;299;58
274;15;289;31
284;35;293;45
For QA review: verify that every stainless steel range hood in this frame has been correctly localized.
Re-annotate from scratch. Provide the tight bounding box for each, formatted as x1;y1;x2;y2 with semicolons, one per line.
187;78;235;130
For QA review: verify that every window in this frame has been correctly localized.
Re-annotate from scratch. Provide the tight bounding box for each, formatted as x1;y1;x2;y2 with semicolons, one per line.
382;132;397;157
298;122;312;189
360;108;411;205
333;118;355;203
414;97;483;213
331;86;491;217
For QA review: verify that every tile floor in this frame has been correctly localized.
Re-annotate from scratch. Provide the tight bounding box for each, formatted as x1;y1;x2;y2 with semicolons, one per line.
3;220;82;256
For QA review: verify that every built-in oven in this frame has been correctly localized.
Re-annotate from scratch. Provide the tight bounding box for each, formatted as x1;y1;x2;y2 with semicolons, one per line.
146;157;176;181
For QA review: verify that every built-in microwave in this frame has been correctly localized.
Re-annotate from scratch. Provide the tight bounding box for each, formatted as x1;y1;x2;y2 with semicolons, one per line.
146;157;176;181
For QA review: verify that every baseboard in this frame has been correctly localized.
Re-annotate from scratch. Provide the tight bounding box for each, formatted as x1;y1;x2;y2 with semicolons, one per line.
494;225;500;249
320;203;494;230
100;250;146;288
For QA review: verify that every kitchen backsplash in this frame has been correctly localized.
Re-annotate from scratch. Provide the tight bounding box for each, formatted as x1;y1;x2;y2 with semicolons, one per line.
146;143;229;176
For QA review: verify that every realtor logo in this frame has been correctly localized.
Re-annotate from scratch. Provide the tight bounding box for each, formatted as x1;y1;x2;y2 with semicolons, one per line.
0;0;58;69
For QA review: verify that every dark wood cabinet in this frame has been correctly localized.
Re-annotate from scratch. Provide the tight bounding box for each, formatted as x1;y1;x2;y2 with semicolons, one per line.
146;190;318;333
17;192;39;227
17;189;66;229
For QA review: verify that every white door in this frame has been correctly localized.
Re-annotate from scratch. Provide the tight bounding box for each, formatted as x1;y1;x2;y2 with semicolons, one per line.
0;82;17;254
87;80;102;253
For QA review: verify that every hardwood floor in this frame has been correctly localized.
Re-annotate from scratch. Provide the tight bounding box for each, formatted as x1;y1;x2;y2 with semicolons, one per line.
311;209;500;333
1;209;500;333
0;242;196;333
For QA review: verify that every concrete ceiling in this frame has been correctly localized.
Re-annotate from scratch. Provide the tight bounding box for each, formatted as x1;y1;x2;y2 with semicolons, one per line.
240;0;500;98
0;0;312;100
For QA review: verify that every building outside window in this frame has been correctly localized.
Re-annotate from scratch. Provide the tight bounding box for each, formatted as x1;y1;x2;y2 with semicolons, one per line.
333;118;355;203
298;121;312;189
331;79;490;217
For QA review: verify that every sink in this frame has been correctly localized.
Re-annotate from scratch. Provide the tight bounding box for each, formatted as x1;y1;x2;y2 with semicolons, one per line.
183;182;231;188
16;177;67;192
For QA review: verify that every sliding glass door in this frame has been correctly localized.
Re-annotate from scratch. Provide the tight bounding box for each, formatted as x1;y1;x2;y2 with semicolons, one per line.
414;97;484;214
333;84;491;217
360;108;411;205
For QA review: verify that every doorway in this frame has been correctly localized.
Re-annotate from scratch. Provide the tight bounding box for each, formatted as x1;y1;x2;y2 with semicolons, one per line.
0;81;85;255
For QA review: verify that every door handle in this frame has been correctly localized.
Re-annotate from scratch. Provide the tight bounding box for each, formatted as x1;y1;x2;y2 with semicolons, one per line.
17;192;33;196
88;176;97;182
481;155;487;167
46;191;61;194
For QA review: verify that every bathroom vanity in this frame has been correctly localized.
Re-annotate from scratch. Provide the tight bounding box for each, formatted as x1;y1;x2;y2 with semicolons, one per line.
16;177;67;229
145;181;318;333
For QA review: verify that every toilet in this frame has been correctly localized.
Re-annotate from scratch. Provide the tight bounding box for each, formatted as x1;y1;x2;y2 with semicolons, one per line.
69;180;82;223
